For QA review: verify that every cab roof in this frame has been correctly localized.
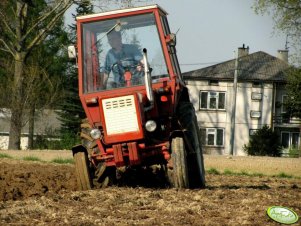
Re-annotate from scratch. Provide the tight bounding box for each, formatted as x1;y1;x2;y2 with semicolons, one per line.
76;4;167;21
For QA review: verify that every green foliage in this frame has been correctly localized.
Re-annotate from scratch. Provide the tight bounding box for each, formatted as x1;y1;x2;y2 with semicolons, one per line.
206;168;220;175
57;1;94;139
288;148;301;158
284;67;301;118
23;156;41;162
0;153;13;159
33;132;80;150
223;169;233;175
276;172;293;179
252;172;264;177
243;125;281;156
253;0;301;63
51;158;74;164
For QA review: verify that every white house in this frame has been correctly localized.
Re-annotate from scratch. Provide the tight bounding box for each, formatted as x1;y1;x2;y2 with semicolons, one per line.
0;109;60;150
183;46;300;156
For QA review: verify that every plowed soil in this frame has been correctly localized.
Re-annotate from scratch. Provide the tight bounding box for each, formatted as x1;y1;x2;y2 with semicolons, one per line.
0;158;300;225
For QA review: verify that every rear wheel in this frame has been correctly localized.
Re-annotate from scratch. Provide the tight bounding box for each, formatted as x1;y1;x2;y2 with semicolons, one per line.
176;101;206;188
74;152;92;190
168;137;189;188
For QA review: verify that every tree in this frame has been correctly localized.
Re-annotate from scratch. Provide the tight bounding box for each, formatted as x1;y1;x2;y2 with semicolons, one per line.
253;1;301;140
0;0;74;150
243;125;281;156
284;67;301;118
0;0;152;150
253;0;301;62
57;1;93;141
25;15;70;149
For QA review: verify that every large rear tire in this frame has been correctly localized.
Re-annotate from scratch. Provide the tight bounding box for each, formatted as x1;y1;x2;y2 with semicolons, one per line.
169;137;189;188
177;102;206;188
74;152;92;190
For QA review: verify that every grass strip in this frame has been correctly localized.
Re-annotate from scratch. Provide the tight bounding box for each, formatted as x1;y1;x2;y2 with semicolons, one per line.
51;158;74;164
275;172;293;179
206;168;297;179
22;156;42;162
0;153;13;159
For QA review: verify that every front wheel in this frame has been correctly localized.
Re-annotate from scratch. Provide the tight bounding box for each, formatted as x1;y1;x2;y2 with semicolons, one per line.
168;137;189;188
73;152;93;190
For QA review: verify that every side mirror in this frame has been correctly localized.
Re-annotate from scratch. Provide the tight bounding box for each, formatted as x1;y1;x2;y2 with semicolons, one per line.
165;33;176;46
68;45;77;59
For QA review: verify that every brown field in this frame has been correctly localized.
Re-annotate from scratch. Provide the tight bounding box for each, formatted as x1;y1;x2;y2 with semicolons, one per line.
0;150;300;225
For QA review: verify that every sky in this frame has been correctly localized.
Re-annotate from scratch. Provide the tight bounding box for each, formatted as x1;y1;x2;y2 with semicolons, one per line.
65;0;288;72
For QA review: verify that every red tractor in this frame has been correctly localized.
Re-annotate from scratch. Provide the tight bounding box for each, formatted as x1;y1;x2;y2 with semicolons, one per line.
69;4;205;189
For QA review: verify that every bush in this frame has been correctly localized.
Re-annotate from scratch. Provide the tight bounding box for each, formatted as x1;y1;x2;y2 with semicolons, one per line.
33;132;80;150
243;125;281;156
288;148;301;158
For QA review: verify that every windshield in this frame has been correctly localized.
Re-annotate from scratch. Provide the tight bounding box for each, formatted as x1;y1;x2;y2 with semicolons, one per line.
81;13;169;93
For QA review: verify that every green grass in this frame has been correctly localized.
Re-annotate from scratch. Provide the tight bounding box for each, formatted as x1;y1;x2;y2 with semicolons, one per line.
22;156;42;162
0;153;13;159
252;172;264;177
223;169;233;175
51;158;74;164
239;170;250;176
206;168;220;175
206;168;296;179
1;153;74;165
275;172;293;179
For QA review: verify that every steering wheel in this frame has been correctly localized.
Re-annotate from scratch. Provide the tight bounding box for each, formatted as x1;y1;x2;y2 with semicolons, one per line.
111;58;144;85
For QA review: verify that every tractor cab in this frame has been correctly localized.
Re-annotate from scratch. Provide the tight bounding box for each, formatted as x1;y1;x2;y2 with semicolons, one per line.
71;5;205;190
77;5;182;97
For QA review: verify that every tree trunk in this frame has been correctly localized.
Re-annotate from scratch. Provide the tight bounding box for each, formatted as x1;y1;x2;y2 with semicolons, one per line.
28;106;35;149
8;52;26;150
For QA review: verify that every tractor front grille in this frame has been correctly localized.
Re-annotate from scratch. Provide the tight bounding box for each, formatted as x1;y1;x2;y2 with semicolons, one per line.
102;95;139;135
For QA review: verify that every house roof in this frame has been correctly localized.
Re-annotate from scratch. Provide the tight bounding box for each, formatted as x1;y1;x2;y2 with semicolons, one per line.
183;51;290;82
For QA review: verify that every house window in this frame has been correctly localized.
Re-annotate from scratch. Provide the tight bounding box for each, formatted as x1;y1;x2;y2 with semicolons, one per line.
282;95;288;113
200;128;224;146
199;91;226;110
281;131;300;149
208;80;219;86
252;82;262;88
250;111;261;118
249;129;258;136
251;92;262;100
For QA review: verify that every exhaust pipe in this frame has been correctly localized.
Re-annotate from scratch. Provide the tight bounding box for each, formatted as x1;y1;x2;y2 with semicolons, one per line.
142;48;154;111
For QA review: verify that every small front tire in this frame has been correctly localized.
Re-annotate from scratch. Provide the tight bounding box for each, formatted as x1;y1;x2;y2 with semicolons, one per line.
74;152;93;190
169;137;189;188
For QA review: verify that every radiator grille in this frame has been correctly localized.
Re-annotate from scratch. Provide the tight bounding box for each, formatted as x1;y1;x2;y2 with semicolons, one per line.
102;95;139;135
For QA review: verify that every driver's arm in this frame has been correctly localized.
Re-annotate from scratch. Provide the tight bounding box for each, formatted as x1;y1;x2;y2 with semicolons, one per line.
102;72;109;88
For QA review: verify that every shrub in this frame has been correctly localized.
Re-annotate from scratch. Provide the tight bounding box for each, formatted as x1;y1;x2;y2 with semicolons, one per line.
289;148;301;158
243;125;281;156
33;132;80;150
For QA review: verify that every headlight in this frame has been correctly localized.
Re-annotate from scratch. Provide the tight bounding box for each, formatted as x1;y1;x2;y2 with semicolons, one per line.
90;129;101;139
145;120;157;132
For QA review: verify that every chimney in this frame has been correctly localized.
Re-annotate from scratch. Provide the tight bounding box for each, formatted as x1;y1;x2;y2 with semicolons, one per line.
277;50;288;63
238;44;249;58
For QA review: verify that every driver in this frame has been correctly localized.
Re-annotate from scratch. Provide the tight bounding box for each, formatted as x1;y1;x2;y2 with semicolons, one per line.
102;30;143;88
